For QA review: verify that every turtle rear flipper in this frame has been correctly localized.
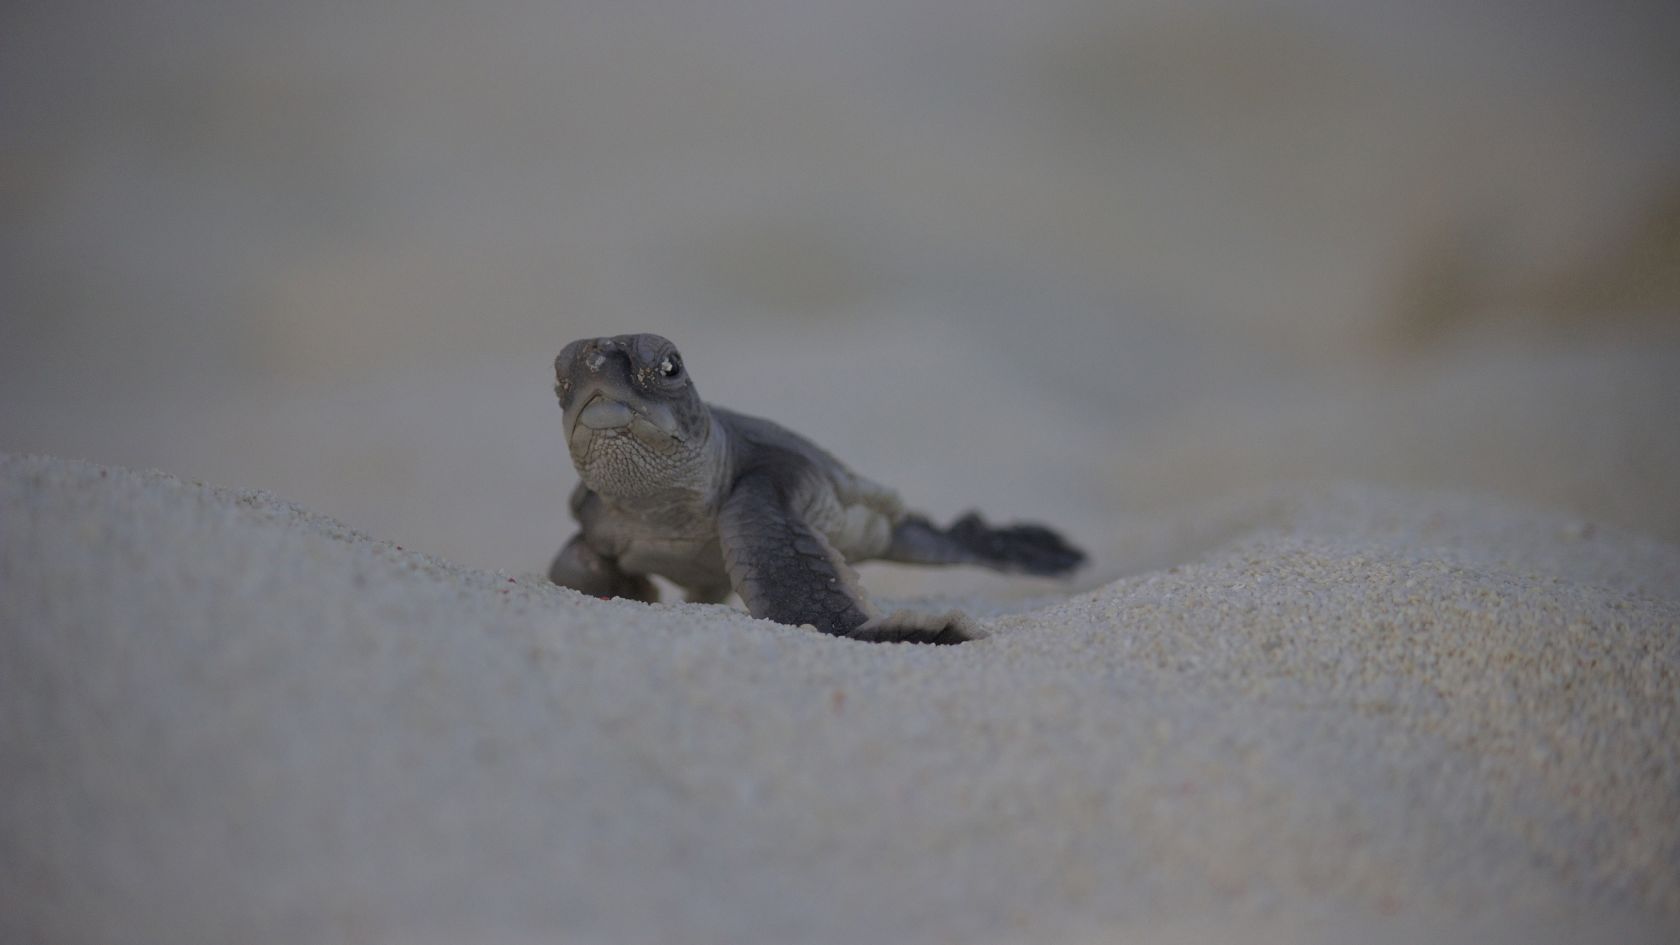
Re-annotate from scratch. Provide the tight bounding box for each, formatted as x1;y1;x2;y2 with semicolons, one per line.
885;512;1086;576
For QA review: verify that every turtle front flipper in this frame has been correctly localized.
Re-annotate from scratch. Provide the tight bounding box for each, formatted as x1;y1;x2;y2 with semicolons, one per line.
549;533;659;602
718;473;977;645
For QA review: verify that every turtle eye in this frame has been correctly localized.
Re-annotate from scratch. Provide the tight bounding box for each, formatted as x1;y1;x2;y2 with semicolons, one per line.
659;354;682;378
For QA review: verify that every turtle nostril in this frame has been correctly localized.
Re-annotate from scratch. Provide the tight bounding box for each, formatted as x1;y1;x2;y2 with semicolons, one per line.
581;338;627;375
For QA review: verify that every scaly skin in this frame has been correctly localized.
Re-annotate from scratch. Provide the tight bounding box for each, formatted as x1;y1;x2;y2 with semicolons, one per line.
547;333;1083;644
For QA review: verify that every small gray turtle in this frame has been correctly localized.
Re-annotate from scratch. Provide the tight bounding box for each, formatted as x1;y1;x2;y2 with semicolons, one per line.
548;333;1086;644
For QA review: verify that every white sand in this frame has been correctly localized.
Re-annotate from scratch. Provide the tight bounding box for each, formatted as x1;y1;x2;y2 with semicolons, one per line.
3;453;1675;944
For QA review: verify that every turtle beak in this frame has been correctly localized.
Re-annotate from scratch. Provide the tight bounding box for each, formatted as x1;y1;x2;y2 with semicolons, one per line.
563;383;687;453
577;392;635;431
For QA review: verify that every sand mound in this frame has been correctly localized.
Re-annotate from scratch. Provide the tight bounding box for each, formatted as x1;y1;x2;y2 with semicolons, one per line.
2;453;1676;944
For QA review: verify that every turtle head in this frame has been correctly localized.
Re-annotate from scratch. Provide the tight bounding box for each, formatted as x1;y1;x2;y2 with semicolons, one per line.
554;333;712;495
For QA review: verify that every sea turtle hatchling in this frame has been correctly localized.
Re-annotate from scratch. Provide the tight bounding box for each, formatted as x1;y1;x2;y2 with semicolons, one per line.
548;333;1086;644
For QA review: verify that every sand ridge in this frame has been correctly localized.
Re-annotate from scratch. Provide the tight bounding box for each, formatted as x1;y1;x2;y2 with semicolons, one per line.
3;453;1675;944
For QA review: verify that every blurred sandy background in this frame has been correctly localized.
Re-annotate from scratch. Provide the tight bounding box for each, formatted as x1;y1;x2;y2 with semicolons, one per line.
4;0;1679;577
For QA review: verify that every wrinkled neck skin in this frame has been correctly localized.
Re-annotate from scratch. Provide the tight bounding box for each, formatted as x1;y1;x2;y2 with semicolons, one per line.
571;405;733;516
